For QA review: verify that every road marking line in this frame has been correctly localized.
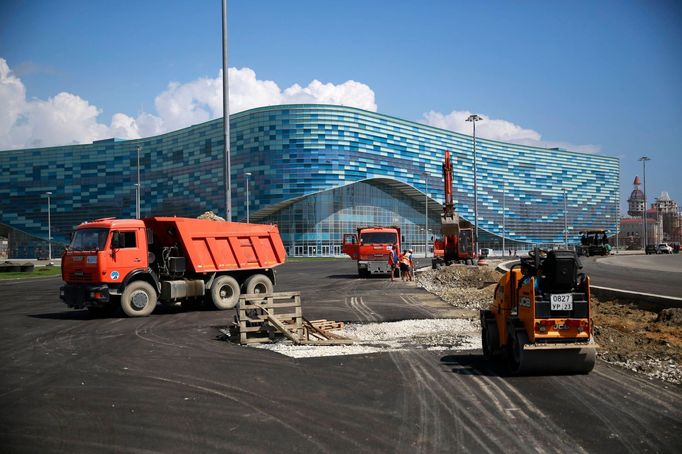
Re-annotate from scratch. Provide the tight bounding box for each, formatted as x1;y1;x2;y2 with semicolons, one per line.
591;285;682;302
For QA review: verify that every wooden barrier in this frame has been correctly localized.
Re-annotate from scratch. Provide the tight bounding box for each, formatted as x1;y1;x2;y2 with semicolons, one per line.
236;292;351;345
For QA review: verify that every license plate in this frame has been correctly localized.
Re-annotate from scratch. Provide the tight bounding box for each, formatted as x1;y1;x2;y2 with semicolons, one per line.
550;293;573;311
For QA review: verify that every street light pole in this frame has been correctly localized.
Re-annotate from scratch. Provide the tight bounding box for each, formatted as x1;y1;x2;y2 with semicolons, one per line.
466;114;483;257
615;192;620;254
45;191;52;261
136;145;141;219
502;184;506;256
563;188;568;246
222;0;232;221
639;156;651;250
423;172;428;258
245;172;252;223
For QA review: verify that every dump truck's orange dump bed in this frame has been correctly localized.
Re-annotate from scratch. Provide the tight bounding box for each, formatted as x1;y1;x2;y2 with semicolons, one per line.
144;217;286;274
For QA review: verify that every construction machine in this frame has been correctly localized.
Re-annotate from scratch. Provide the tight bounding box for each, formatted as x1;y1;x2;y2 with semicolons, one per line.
577;229;611;257
432;150;475;268
480;248;597;374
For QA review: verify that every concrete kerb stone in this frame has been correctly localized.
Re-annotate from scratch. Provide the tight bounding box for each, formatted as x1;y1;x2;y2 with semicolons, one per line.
590;286;682;310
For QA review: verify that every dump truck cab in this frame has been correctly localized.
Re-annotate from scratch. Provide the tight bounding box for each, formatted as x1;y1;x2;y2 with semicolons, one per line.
60;218;152;313
342;226;400;277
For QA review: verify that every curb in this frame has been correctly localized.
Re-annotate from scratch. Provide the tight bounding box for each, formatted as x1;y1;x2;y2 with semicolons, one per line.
590;285;682;310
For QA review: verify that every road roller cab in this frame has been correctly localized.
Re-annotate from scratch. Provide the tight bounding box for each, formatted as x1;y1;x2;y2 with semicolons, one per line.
480;248;597;374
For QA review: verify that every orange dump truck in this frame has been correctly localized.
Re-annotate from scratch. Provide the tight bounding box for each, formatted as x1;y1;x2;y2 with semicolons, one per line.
60;217;286;317
342;226;400;277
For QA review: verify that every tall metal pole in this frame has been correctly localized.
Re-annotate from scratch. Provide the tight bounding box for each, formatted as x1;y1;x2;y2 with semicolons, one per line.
136;145;141;219
615;193;620;253
424;172;428;258
466;114;482;257
45;192;52;261
563;188;568;246
502;184;506;256
222;0;231;221
474;120;478;255
245;172;251;223
639;156;650;249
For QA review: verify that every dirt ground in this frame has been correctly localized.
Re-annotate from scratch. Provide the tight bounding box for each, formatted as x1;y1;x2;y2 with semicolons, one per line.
592;299;681;384
417;263;682;384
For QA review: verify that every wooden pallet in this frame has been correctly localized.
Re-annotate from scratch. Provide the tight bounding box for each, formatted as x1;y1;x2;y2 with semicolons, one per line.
236;292;351;345
308;319;345;331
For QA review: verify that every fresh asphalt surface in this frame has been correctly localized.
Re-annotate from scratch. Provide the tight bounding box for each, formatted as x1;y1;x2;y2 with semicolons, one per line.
1;260;680;453
580;253;682;298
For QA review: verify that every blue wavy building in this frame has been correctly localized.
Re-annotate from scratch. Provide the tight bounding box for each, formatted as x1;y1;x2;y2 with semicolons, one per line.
0;104;619;258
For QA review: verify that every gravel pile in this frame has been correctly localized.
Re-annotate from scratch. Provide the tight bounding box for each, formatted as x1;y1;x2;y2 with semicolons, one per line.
416;265;502;309
599;355;680;384
254;318;481;358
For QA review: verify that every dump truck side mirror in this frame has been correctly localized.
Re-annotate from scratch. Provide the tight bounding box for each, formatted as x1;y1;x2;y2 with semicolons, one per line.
110;231;121;250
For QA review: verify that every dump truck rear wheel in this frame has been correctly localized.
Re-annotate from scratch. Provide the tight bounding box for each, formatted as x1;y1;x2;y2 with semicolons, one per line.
211;275;240;310
121;281;157;317
244;274;273;295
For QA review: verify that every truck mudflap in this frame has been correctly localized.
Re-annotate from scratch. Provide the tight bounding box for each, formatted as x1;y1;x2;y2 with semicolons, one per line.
60;284;111;309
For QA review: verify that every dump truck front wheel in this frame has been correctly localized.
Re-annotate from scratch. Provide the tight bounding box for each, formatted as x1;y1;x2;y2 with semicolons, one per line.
211;275;240;310
121;281;157;317
244;274;273;295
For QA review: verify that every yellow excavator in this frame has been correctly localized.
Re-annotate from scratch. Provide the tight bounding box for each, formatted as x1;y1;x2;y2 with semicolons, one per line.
480;248;597;374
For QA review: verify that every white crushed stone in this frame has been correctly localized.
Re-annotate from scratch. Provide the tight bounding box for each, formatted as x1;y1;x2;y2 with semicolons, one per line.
254;318;481;358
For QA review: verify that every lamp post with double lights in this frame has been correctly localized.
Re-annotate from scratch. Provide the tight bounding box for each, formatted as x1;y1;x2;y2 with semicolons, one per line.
244;172;252;223
466;114;483;258
639;156;651;250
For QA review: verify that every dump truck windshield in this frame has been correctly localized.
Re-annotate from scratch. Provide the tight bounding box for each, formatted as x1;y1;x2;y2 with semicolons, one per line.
70;228;109;251
360;232;397;245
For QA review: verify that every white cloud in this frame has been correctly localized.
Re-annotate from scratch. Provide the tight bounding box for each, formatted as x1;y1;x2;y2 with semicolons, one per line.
0;58;377;149
419;110;600;154
1;57;596;154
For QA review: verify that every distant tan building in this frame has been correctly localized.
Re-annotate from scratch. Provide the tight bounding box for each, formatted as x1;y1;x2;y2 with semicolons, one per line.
653;192;681;243
619;188;681;246
619;217;662;247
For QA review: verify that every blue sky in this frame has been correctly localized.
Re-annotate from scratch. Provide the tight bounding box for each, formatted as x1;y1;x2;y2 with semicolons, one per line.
1;0;680;211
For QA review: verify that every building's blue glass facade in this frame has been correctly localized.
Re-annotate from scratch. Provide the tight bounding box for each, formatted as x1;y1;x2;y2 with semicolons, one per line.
0;104;619;258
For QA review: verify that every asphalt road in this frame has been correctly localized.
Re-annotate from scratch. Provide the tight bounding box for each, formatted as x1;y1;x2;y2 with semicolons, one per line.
581;254;682;298
1;260;680;453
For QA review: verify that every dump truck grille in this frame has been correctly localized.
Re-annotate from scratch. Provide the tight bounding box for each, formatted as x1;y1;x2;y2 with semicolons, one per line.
69;271;94;282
